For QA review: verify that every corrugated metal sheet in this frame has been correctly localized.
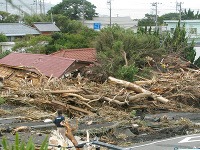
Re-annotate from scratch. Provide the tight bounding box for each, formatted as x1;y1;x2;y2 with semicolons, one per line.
33;22;60;32
51;48;97;63
0;53;76;78
0;23;40;36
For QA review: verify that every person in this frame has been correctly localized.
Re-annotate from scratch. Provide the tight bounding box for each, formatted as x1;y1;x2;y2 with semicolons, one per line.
53;109;66;140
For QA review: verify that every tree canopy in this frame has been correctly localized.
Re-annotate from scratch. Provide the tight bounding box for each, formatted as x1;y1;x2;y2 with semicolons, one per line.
0;11;20;23
181;9;200;20
94;25;165;81
0;34;8;42
47;0;98;20
138;14;156;26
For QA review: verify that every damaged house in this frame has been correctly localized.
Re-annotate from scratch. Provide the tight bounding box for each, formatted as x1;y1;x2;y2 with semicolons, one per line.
0;52;91;81
50;48;97;63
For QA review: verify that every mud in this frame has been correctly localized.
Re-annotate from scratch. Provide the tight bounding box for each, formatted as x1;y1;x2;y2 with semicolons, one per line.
1;103;200;147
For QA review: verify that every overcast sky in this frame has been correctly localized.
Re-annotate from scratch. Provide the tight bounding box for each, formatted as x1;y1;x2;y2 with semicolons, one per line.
48;0;200;19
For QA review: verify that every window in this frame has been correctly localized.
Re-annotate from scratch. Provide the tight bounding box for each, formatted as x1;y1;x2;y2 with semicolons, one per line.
170;28;174;33
189;28;197;35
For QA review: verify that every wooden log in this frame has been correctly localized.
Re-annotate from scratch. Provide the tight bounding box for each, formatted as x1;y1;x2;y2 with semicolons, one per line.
51;100;92;115
61;120;79;150
108;76;169;103
62;93;90;101
128;93;152;101
49;89;83;94
102;97;128;105
84;95;100;99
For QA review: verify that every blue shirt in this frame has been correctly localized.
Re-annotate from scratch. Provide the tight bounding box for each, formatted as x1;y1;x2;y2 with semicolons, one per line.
53;116;65;127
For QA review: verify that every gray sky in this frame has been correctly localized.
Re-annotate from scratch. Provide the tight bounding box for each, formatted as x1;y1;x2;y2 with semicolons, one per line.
48;0;200;19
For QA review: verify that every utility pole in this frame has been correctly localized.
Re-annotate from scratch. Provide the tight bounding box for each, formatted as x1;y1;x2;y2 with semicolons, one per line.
43;0;45;15
152;2;161;32
176;2;183;23
107;0;112;27
34;0;38;14
39;0;42;14
5;0;8;12
82;0;85;25
152;2;158;31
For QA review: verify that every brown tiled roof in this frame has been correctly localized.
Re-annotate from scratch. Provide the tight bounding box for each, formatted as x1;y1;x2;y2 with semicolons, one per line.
0;53;76;78
51;48;97;63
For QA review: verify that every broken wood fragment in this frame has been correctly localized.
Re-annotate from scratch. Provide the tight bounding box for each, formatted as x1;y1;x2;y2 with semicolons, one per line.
62;93;90;101
51;100;93;115
108;76;169;103
49;89;83;94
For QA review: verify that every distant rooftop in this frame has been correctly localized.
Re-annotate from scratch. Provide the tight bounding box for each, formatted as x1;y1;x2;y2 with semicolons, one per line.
33;22;60;32
85;16;138;25
0;23;40;36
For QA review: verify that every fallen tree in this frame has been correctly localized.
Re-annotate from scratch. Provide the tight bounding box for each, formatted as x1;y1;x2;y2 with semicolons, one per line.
108;76;169;104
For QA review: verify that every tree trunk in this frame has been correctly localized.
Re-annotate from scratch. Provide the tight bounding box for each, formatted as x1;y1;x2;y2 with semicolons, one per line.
108;77;169;103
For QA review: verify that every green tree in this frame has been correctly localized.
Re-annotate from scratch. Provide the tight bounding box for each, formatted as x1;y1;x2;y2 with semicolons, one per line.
48;0;98;20
51;14;84;33
181;9;200;20
23;14;49;26
0;34;7;42
0;11;20;23
138;14;155;26
12;35;52;54
95;25;165;81
164;21;196;63
158;13;179;25
0;51;11;59
45;28;98;54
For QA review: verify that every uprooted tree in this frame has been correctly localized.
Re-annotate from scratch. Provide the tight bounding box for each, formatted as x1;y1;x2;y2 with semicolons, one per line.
90;21;199;83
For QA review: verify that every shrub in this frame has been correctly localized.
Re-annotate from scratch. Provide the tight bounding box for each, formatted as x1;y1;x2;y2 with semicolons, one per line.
1;132;49;150
116;65;139;82
0;97;5;105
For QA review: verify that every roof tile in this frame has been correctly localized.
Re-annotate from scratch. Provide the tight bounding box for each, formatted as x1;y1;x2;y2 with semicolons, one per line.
0;23;40;36
0;53;75;78
51;48;97;62
33;22;60;32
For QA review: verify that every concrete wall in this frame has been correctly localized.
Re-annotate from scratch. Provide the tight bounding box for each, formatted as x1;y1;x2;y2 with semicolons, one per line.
0;42;15;53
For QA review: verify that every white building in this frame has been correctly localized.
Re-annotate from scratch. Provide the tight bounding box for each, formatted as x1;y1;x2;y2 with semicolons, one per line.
163;20;200;43
84;16;138;32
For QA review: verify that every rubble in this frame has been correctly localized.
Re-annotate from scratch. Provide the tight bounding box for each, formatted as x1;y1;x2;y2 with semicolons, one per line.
0;54;200;146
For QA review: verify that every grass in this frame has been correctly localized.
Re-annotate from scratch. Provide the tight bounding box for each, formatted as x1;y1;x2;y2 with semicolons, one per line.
1;132;49;150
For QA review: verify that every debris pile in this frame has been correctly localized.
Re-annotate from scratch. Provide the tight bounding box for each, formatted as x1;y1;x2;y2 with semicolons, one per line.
0;54;200;146
0;54;199;119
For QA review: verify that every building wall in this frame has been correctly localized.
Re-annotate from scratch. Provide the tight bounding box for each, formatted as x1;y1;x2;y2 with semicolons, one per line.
164;20;200;42
84;17;138;32
0;42;15;53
